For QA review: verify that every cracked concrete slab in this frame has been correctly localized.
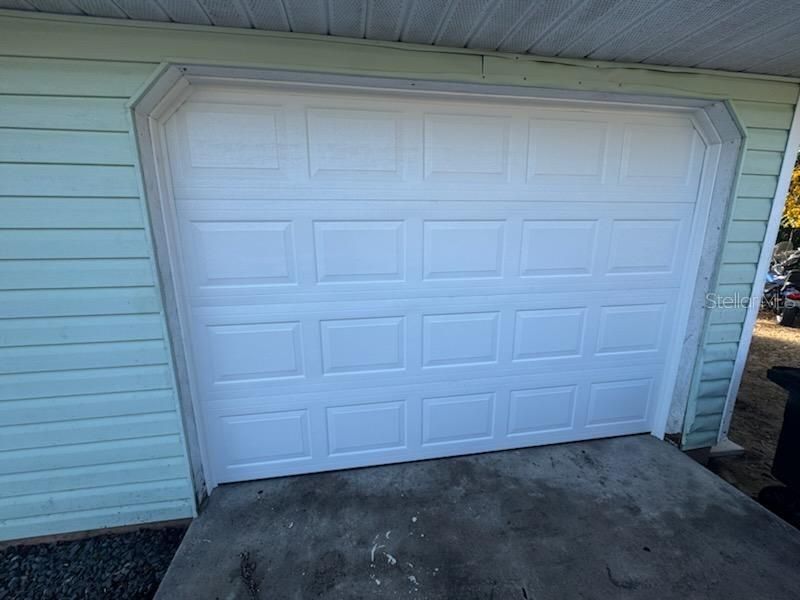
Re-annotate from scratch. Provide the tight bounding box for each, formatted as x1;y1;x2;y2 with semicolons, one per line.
156;435;800;599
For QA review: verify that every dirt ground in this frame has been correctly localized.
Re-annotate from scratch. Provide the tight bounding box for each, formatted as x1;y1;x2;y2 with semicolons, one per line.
708;313;800;499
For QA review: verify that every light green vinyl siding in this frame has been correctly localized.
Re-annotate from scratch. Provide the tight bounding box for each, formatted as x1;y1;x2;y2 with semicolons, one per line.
0;55;194;541
0;10;798;539
0;97;131;131
0;129;135;165
683;99;797;448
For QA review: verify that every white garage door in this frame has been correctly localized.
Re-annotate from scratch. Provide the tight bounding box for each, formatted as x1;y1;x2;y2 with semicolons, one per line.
162;83;709;485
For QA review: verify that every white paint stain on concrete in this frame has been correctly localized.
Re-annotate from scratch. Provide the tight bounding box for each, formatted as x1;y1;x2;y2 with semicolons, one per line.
370;543;385;564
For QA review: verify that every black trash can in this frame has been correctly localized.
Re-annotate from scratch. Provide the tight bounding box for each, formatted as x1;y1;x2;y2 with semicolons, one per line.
766;366;800;490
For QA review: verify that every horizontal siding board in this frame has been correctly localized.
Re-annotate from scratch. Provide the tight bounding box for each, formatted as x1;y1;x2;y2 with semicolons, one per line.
722;241;762;262
0;390;175;425
0;164;139;197
709;307;748;325
0;435;186;476
746;128;789;152
0;479;190;521
735;101;796;129
0;314;166;347
0;390;177;425
1;198;144;228
0;457;189;499
0;499;193;542
0;340;168;375
702;342;739;362
0;365;174;401
0;57;153;97
690;413;724;432
0;412;179;451
718;263;758;285
701;361;735;381
694;396;727;416
731;197;773;221
0;229;151;259
696;396;727;413
2;287;161;318
0;258;154;290
716;284;754;298
737;174;779;198
0;129;135;165
741;150;783;176
727;220;768;242
698;379;730;398
0;96;130;131
706;323;743;344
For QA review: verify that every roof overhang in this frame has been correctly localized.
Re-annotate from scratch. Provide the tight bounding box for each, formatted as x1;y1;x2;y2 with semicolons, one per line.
2;0;800;78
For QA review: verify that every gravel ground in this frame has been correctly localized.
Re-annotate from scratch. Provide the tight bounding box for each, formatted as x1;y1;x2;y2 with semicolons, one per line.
708;313;800;500
0;527;185;600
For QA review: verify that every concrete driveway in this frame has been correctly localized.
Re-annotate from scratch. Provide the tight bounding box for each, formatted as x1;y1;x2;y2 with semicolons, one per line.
156;435;800;599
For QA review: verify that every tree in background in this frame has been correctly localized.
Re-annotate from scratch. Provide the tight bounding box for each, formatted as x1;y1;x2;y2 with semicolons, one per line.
782;154;800;229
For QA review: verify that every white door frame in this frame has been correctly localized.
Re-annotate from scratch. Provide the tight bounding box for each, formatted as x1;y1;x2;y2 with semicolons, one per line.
130;64;742;494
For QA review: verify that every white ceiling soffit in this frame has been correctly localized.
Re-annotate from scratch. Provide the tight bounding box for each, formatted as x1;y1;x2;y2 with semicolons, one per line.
4;0;800;78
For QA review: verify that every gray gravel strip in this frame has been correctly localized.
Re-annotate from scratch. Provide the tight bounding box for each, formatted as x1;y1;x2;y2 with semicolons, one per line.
0;527;185;600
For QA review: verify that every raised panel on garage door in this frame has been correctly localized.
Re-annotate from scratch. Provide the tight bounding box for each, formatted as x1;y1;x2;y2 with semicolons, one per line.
164;83;709;484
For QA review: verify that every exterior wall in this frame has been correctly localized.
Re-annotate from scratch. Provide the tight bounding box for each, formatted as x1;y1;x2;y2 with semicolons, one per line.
685;102;797;448
0;10;797;539
0;56;197;541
